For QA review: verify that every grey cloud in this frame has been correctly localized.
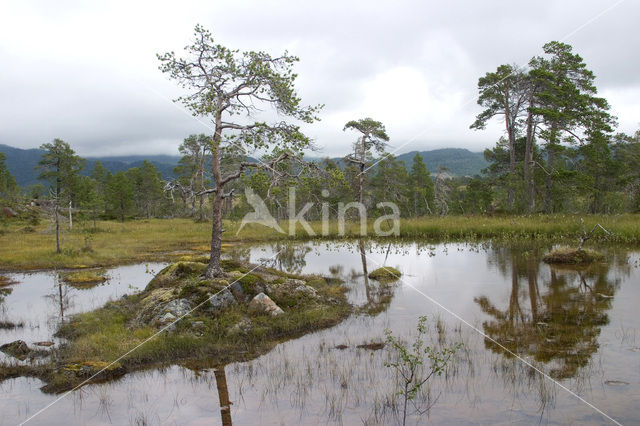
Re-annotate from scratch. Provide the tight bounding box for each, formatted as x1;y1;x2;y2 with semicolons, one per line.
1;0;638;157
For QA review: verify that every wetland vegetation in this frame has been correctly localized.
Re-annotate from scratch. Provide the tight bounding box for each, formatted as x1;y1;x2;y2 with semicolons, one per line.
0;19;639;426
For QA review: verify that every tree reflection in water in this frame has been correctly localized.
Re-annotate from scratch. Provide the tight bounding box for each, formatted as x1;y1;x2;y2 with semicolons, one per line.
259;242;311;274
356;238;396;315
476;246;620;379
44;274;71;324
214;366;233;426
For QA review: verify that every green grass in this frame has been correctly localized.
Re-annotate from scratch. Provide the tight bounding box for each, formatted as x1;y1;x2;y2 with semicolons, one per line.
1;214;639;270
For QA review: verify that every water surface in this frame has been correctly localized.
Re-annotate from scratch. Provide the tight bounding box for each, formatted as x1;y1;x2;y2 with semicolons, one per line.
1;241;639;425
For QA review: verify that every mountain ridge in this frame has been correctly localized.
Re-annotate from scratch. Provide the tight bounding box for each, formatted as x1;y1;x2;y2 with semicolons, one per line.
0;144;487;188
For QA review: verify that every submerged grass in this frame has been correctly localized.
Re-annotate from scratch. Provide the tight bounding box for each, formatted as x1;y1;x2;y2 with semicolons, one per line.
0;214;638;270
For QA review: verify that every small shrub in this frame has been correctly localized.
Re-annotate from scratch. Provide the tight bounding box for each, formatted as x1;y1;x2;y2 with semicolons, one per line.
385;316;461;426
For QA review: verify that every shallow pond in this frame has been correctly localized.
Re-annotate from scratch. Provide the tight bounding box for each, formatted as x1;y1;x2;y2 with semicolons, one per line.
1;241;639;425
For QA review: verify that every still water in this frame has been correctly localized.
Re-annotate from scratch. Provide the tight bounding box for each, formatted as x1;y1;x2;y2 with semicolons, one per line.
1;241;639;425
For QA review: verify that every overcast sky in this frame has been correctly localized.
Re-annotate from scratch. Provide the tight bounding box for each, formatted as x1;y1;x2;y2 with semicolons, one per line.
1;0;638;158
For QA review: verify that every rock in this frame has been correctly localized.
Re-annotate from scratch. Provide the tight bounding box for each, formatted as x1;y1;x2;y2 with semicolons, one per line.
294;283;318;297
268;279;320;302
248;293;284;317
286;279;306;287
152;312;177;328
147;298;192;329
0;340;31;360
228;318;252;335
164;298;192;317
208;289;237;312
229;281;245;301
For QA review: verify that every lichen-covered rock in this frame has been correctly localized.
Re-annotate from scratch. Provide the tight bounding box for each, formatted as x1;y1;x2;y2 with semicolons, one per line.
248;293;284;316
149;298;192;329
267;279;321;306
164;298;192;317
153;312;177;328
133;288;176;326
294;283;318;297
208;288;237;312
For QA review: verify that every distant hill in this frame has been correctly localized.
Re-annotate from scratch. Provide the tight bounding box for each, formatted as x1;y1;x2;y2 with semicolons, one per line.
0;144;180;188
395;148;488;177
0;144;487;188
309;148;488;177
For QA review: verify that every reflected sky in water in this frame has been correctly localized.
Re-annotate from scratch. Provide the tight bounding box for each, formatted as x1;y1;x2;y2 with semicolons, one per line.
1;242;639;425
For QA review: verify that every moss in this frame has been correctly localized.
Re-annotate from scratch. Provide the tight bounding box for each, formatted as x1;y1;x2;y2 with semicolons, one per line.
368;266;402;282
306;277;327;287
237;273;262;295
61;269;107;286
220;259;243;270
543;247;605;264
177;280;225;306
146;261;207;290
178;255;209;263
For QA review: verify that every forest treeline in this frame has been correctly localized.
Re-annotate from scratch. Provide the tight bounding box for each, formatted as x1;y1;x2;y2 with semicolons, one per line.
1;40;639;226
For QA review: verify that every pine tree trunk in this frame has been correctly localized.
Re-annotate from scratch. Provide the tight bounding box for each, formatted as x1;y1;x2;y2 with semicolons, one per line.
207;191;224;277
544;147;553;213
199;193;205;222
505;93;516;210
524;101;536;212
206;107;225;278
55;204;61;254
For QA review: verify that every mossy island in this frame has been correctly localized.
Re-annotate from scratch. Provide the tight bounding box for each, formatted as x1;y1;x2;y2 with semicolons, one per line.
60;269;108;288
542;247;605;265
5;257;351;393
368;266;402;282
